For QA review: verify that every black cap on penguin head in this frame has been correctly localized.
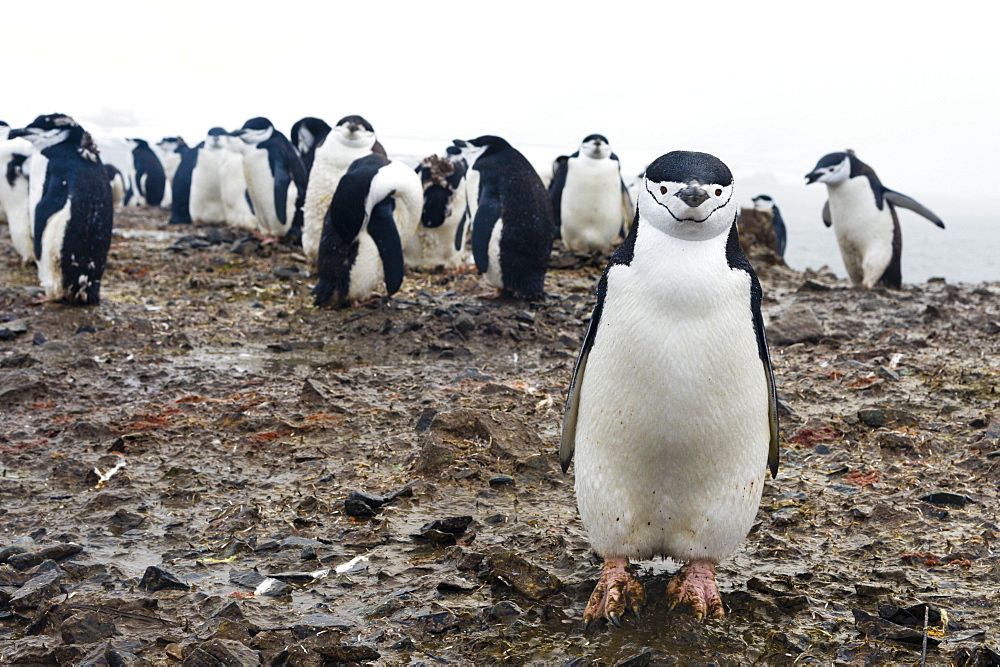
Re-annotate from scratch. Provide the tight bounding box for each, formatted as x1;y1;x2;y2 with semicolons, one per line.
335;115;375;133
241;117;274;132
645;151;733;188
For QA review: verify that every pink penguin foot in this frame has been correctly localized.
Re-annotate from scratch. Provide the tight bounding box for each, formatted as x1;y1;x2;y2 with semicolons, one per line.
583;556;647;628
666;559;725;619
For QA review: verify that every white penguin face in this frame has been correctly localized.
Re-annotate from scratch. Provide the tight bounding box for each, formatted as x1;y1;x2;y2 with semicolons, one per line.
580;135;611;160
19;127;70;150
752;196;774;211
807;155;850;185
332;119;376;150
638;152;737;242
236;126;272;147
452;139;487;168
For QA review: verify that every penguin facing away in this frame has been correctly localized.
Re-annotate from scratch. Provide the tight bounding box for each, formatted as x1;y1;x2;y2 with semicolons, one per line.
1;136;33;263
409;148;470;269
219;135;258;232
453;135;554;299
104;163;126;209
561;150;778;624
302;115;383;263
189;128;228;224
805;151;944;289
549;134;633;253
290;116;331;175
167;140;198;225
10;114;114;304
751;194;787;257
312;153;422;307
125;138;167;207
231;117;307;242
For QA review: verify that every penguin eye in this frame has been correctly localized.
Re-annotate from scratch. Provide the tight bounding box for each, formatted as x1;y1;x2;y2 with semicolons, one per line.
715;189;722;196
660;186;667;195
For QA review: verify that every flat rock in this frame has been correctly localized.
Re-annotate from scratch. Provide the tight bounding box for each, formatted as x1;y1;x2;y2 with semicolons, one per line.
138;565;189;592
485;553;562;600
767;303;824;346
182;639;261;666
9;569;62;610
417;408;545;475
59;610;117;644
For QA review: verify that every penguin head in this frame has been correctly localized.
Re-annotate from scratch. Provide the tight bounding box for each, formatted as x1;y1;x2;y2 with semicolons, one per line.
156;136;187;154
580;134;611;160
752;194;774;210
805;152;851;185
231;117;274;146
638;151;736;241
11;113;83;150
205;127;227;149
452;135;508;167
332;115;377;149
126;138;151;151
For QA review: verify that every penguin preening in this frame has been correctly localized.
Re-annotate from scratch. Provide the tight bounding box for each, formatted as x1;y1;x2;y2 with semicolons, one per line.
10;114;114;304
806;151;944;289
561;150;778;624
1;135;33;263
410;148;470;269
751;194;787;258
124;138;167;208
290;116;331;175
230;117;307;242
549;134;633;253
453;135;554;299
312;153;422;307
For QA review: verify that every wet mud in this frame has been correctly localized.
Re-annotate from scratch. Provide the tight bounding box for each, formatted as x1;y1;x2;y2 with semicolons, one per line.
1;207;999;665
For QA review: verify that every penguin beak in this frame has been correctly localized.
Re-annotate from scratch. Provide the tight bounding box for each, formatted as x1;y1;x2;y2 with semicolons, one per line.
229;129;246;137
805;171;820;184
6;128;27;139
452;139;468;149
675;185;709;208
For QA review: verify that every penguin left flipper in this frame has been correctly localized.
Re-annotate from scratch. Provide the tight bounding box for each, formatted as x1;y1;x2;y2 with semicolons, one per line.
34;175;70;260
884;189;945;228
619;179;634;238
821;200;832;228
272;157;290;225
366;194;404;296
471;181;501;273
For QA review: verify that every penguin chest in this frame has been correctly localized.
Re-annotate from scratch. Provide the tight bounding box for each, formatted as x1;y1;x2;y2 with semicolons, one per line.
190;151;225;222
242;149;277;230
36;194;73;300
483;218;504;289
560;158;621;251
347;231;384;302
574;233;770;562
828;178;894;286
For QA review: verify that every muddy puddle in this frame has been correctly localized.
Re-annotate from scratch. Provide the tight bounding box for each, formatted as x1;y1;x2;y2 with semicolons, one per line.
1;207;999;665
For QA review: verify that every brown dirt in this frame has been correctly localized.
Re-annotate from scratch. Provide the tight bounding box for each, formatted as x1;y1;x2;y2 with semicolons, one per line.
1;207;998;665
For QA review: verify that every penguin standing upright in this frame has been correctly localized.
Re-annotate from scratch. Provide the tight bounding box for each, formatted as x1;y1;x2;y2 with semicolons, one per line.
409;147;469;269
1;135;33;263
290;117;331;175
230;117;307;242
750;194;787;258
549;134;633;253
189;128;228;224
9;114;114;303
561;151;778;624
124;139;167;208
155;136;189;209
453;135;554;298
104;164;126;209
302;115;385;263
312;153;422;307
806;151;944;289
219;135;258;232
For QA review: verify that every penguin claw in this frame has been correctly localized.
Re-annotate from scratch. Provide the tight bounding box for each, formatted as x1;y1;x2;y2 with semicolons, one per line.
582;557;647;629
666;560;725;620
608;612;621;628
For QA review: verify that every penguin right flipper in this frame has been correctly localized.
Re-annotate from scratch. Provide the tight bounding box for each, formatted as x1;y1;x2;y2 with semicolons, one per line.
366;194;404;296
272;157;291;225
470;180;500;273
884;189;945;228
619;178;634;238
33;174;70;260
821;200;832;228
548;158;568;233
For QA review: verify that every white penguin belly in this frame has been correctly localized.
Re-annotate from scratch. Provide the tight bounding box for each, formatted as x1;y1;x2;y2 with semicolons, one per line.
243;149;277;235
303;145;371;264
347;232;383;302
560;159;622;253
828;178;894;287
483;218;504;289
190;152;225;223
574;234;770;562
37;199;73;300
220;152;257;231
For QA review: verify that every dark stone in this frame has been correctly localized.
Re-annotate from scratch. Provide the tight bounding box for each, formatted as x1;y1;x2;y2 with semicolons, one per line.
0;318;28;341
314;643;381;662
7;542;83;570
489;600;522;622
767;304;824;346
228;570;291;597
485;553;562;600
181;639;260;666
59;611;117;644
920;492;974;508
346;489;387;510
852;608;939;647
9;569;62;610
489;475;516;487
0;536;36;564
343;499;377;520
32;332;46;345
858;406;919;429
138;566;189;592
513;311;535;324
419;516;472;535
417;610;460;634
292;612;352;638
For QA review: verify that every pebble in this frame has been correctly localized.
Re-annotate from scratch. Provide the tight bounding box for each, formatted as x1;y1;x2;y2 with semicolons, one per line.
228;570;291;597
139;565;189;592
919;491;974;508
489;600;522;622
9;569;62;610
485;552;562;600
489;475;516;487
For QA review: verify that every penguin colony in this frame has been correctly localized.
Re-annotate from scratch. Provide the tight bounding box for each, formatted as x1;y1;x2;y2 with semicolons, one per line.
1;111;949;625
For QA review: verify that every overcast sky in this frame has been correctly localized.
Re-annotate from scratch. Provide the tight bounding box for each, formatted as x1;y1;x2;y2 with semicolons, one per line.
5;1;998;279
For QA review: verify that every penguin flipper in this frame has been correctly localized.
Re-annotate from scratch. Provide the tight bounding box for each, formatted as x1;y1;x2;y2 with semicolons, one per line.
822;200;832;228
471;181;500;273
548;159;568;233
33;175;69;260
366;194;404;296
272;158;291;225
619;178;634;238
884;189;945;228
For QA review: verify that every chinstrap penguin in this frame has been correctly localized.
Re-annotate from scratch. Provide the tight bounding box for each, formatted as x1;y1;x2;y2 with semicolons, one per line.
10;114;114;303
189;128;228;224
231;117;307;242
453;135;554;299
104;163;126;209
806;151;944;289
124;138;167;208
154;136;189;208
549;134;633;253
290;116;331;175
410;148;470;269
751;194;787;257
312;153;422;307
219;134;258;232
1;135;33;263
302;115;385;263
561;150;778;624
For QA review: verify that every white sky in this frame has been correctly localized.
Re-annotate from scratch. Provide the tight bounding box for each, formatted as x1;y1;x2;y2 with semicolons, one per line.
5;1;998;279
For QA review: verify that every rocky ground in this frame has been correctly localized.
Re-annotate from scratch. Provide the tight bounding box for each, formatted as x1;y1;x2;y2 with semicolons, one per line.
1;207;998;666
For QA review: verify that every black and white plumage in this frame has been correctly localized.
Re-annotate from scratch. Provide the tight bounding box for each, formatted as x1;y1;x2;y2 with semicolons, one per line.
220;134;257;232
1;135;33;263
290;117;331;175
409;149;470;269
561;151;778;624
154;136;189;209
312;153;422;307
10;114;114;304
303;115;385;263
231;117;307;242
806;151;944;289
188;128;228;224
124;138;167;208
549;134;633;253
751;194;787;257
453;135;554;298
104;163;126;209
